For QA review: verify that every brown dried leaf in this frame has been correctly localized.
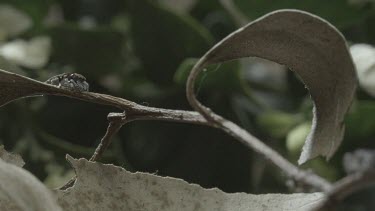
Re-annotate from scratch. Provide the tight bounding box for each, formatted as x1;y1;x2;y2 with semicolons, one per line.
188;9;357;163
57;156;324;211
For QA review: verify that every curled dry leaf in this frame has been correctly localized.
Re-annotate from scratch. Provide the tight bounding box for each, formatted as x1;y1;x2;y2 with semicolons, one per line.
0;157;62;211
57;156;324;211
0;145;24;167
187;9;357;164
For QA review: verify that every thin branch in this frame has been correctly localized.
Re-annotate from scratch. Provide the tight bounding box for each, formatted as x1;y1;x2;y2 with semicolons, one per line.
56;78;331;191
186;58;332;191
314;170;375;211
45;91;210;126
59;112;126;190
2;69;331;191
59;173;76;190
59;107;208;191
89;112;126;162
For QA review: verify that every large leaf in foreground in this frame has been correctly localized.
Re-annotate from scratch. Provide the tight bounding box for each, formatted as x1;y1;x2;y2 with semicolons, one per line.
187;10;357;163
0;147;62;211
57;156;324;211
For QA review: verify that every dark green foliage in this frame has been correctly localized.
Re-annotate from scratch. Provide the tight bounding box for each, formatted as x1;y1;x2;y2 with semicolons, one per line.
129;0;213;85
234;0;371;28
49;25;125;78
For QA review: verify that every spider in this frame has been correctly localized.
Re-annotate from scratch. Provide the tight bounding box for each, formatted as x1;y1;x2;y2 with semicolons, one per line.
45;73;89;92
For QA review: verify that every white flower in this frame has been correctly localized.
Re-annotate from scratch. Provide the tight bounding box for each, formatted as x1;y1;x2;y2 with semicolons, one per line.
350;43;375;97
0;4;32;41
0;36;51;69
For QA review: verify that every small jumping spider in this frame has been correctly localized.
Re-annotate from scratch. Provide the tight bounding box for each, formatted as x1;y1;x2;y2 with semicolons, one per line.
45;73;89;92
